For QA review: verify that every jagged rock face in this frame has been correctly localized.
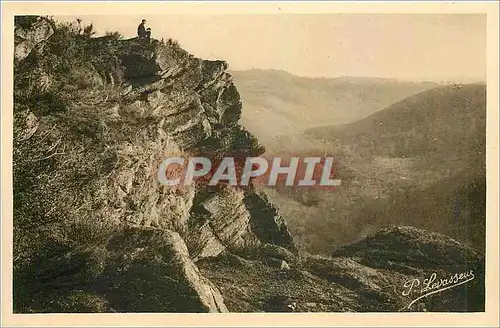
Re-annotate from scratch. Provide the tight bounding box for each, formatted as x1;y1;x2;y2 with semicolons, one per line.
100;38;295;257
13;24;296;313
186;187;297;260
187;187;259;260
114;39;265;156
114;39;245;153
14;31;293;255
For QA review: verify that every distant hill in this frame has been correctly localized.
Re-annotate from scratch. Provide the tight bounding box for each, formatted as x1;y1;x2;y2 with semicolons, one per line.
305;83;486;160
230;69;437;145
265;84;487;253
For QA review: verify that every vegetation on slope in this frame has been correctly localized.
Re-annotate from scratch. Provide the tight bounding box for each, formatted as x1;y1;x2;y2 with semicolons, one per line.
265;85;486;253
232;69;437;145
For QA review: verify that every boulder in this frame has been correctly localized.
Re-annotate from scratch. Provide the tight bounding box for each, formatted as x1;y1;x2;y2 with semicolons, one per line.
106;227;228;312
266;257;291;271
260;243;296;263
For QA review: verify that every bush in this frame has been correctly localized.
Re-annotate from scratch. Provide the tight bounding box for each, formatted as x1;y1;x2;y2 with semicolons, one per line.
14;15;40;30
105;30;123;40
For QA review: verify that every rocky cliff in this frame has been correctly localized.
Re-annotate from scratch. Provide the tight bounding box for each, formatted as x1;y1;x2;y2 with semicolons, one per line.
13;17;484;313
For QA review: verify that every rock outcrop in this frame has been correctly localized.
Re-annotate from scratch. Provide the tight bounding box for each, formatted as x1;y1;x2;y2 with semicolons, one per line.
13;17;294;313
200;226;484;312
105;228;228;312
101;37;296;260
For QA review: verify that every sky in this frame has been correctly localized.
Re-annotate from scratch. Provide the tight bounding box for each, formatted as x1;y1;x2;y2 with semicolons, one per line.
56;14;486;83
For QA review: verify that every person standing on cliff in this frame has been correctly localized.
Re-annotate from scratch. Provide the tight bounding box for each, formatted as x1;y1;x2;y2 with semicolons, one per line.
137;19;151;41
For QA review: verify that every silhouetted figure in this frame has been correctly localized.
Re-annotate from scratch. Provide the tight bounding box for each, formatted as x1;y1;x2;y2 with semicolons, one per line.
137;19;151;41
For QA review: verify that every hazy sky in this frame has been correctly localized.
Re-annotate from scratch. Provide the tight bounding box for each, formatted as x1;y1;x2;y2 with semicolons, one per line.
57;14;486;82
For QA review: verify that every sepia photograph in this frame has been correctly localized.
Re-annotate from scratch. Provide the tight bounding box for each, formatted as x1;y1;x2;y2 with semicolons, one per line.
1;1;499;327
